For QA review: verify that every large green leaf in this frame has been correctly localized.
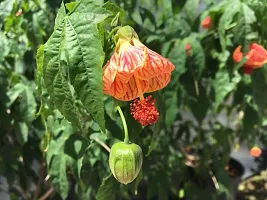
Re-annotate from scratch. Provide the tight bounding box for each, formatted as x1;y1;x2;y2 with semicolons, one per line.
41;0;111;132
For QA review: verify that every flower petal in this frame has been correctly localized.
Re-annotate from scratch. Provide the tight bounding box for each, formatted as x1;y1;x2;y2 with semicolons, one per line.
233;45;243;63
103;55;118;91
104;78;128;99
146;73;171;93
119;76;149;101
135;47;175;80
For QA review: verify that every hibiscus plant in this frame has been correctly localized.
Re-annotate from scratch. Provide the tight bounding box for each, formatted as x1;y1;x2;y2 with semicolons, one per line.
1;0;267;199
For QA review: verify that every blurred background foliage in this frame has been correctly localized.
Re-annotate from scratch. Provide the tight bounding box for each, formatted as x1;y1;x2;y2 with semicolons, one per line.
1;0;267;199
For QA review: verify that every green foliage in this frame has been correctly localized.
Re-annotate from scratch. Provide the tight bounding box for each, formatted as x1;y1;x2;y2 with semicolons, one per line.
1;0;267;199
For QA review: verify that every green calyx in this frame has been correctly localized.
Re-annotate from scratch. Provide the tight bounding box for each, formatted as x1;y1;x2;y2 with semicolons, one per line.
116;25;139;42
109;142;143;184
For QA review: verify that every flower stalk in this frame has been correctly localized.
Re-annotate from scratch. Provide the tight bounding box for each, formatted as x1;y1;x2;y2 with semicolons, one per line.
116;105;129;143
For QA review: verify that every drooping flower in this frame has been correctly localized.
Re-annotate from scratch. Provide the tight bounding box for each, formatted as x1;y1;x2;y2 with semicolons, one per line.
103;26;175;126
201;16;212;29
233;43;267;74
249;146;262;157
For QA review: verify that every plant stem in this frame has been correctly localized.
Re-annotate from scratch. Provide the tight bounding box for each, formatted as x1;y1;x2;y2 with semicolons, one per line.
94;137;111;152
38;187;54;200
116;105;129;143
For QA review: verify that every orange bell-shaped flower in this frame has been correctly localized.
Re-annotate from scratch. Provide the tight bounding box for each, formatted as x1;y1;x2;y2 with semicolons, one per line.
233;43;267;74
103;26;175;126
103;26;175;101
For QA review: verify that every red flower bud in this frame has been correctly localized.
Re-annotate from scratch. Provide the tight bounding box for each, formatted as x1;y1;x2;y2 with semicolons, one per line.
201;16;212;29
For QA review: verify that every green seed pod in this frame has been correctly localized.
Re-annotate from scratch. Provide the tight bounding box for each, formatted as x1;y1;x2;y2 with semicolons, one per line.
109;142;143;184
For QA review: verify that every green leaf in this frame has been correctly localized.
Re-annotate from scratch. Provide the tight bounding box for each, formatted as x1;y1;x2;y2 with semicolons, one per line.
187;37;205;79
96;174;118;200
183;0;200;25
213;70;241;109
102;1;125;24
190;84;209;123
42;0;110;132
251;67;267;117
49;155;69;200
168;40;187;82
165;90;179;127
6;83;25;107
242;104;259;140
54;2;67;29
218;0;241;51
146;92;165;156
43;8;82;129
14;122;29;145
36;45;44;94
20;85;37;123
64;134;88;178
0;32;10;62
233;3;257;48
65;2;78;13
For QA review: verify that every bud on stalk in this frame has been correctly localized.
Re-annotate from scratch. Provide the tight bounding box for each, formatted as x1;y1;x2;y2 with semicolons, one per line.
109;142;143;184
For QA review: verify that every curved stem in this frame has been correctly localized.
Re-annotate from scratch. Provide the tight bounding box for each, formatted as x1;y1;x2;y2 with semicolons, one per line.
116;105;129;143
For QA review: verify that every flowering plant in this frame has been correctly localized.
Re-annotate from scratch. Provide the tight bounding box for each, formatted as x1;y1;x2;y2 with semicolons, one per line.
1;0;267;199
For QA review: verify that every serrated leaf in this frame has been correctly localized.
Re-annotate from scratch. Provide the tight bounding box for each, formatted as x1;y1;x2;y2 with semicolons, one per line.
42;0;110;132
213;70;241;109
96;174;118;200
54;2;66;29
43;10;82;129
65;1;110;132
